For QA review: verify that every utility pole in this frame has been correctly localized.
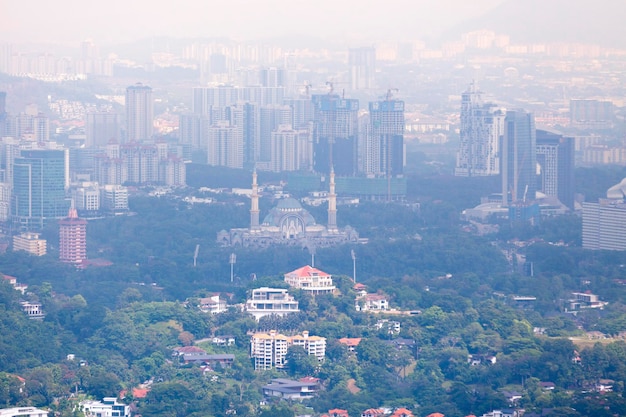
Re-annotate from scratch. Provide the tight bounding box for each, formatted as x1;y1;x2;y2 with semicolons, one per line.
351;249;356;283
229;253;236;283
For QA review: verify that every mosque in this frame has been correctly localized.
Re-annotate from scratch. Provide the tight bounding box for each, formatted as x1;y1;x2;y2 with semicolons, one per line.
217;170;359;248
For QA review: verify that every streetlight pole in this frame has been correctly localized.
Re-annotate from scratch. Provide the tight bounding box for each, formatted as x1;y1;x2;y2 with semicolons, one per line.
351;249;356;283
229;253;236;283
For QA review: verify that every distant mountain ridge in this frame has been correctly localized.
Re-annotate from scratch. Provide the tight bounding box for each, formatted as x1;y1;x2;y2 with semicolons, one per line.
445;0;626;48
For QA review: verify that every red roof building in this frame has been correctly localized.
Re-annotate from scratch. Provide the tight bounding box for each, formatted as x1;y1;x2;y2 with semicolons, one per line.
284;265;335;295
59;206;87;264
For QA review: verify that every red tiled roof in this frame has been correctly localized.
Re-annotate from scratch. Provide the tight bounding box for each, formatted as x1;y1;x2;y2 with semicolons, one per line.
286;265;330;278
133;388;149;398
339;337;362;347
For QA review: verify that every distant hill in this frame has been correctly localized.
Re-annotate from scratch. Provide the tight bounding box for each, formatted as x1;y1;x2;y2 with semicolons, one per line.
444;0;626;48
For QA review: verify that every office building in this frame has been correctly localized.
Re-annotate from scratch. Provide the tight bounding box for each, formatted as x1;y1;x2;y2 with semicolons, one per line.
365;99;405;176
13;232;47;256
85;112;120;148
101;184;129;214
71;182;100;213
582;199;626;250
455;84;505;177
59;205;87;264
311;94;359;176
125;83;153;142
250;330;326;370
536;130;575;209
12;149;69;230
501;110;536;204
349;47;376;90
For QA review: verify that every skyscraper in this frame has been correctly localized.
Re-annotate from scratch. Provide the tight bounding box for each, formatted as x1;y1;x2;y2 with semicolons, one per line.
365;99;405;177
349;47;376;90
536;130;575;209
206;121;243;168
12;149;68;230
86;112;120;148
259;105;292;163
312;94;359;176
455;84;505;177
125;83;153;142
59;204;87;264
502;110;536;204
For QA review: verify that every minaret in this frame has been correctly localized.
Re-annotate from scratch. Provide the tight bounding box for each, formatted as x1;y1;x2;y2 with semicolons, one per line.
327;167;337;232
250;169;260;231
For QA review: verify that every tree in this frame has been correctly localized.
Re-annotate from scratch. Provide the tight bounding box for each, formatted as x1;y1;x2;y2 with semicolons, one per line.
285;345;318;377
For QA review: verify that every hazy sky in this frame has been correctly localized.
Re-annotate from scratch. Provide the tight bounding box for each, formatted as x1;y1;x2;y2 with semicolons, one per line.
0;0;505;45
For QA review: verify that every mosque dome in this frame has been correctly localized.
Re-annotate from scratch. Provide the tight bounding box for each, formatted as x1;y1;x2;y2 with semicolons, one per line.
262;198;317;227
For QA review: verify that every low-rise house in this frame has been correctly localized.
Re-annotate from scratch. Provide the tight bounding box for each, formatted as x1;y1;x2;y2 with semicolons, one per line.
172;346;206;357
356;293;389;311
245;287;299;320
539;381;555;391
262;378;320;400
480;410;521;417
199;294;228;314
338;337;361;352
182;354;235;367
375;319;400;334
80;397;130;417
353;283;368;297
322;409;349;417
501;391;522;405
595;379;614;392
468;354;497;366
361;409;386;417
0;407;48;417
284;265;335;295
391;408;413;417
20;301;44;319
212;335;236;346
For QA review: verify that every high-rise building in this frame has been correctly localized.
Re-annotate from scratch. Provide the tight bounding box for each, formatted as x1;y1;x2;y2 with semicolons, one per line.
365;99;405;176
269;125;309;172
192;85;238;113
250;330;326;370
59;205;87;264
455;84;505;177
536;130;575;209
0;91;6;135
12;149;69;230
312;94;359;176
259;105;292;163
349;47;376;90
125;83;153;142
86;112;120;148
583;199;626;250
570;99;614;130
501;110;536;204
206;121;243;168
